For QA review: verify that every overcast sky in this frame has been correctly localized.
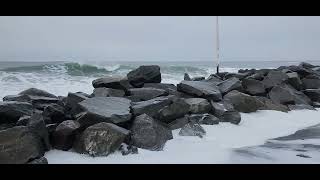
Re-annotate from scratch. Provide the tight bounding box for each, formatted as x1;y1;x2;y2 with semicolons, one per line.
0;16;319;62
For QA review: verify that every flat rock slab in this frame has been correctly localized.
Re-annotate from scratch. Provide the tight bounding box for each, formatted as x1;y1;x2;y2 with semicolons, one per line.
128;87;168;101
52;120;81;151
74;122;130;157
19;88;57;98
218;77;243;95
0;101;33;124
131;96;173;118
78;97;132;127
177;80;222;101
92;76;132;91
184;98;212;114
92;87;125;97
242;78;266;95
157;98;190;123
224;90;264;113
127;65;161;88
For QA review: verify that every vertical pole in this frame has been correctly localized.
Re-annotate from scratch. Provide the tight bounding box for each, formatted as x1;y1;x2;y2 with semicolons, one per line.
216;16;220;74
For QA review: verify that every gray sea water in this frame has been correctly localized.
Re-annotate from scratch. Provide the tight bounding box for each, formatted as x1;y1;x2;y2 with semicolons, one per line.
1;60;319;100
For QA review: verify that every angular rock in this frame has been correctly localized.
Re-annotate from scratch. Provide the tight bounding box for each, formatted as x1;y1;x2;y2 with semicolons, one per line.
179;122;206;138
168;116;189;130
119;144;138;156
127;65;161;88
77;97;132;128
92;87;125;97
269;84;312;105
188;114;219;125
302;75;320;89
19;88;57;98
27;156;48;164
0;101;33;124
303;89;320;102
92;76;132;91
210;100;235;117
287;72;303;90
219;111;241;125
184;98;211;114
191;76;205;81
4;93;59;110
184;73;191;81
299;62;318;69
205;74;223;84
42;104;66;124
131;96;172;118
157;98;190;123
256;96;289;112
128;87;168;101
224;73;249;80
66;92;88;116
16;115;31;126
224;90;264;113
74;122;130;156
262;70;289;89
0;126;43;164
144;83;177;91
242;78;266;95
218;77;243;95
27;113;51;152
288;104;316;111
130;114;173;151
52;120;80;151
177;80;222;101
0;123;15;131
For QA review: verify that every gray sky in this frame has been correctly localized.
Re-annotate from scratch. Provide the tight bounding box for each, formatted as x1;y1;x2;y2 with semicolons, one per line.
0;16;320;61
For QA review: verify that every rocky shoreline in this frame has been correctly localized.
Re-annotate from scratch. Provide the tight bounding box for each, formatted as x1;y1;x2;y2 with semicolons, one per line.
1;62;320;164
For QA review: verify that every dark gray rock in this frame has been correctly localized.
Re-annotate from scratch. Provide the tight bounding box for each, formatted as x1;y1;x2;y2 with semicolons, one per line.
218;77;243;95
269;84;312;105
4;93;59;110
219;111;241;125
119;144;138;156
179;122;206;138
0;101;33;124
74;122;130;156
303;89;320;102
188;114;219;125
131;96;173;118
92;76;132;91
16;116;31;126
168;116;189;130
127;65;161;88
66;92;88;117
19;88;57;98
27;156;48;164
288;104;316;111
256;96;289;112
210;100;235;117
223;72;249;80
242;78;266;95
77;97;132;128
224;90;264;113
0;123;15;131
27;113;51;152
52;120;81;151
0;126;43;164
157;98;190;123
42;104;66;124
144;83;177;91
312;102;320;108
287;72;303;90
184;98;211;114
130;114;173;151
302;75;320;89
191;76;205;81
262;70;289;90
299;62;318;69
128;87;168;101
184;73;191;81
92;87;125;97
205;74;223;84
246;72;265;81
177;80;222;101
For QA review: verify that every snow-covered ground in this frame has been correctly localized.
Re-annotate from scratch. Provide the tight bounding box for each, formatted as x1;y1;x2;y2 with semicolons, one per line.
45;109;320;164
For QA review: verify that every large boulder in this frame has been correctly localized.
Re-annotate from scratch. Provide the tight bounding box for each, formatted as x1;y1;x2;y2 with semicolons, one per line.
177;80;222;101
19;88;57;98
224;90;264;113
92;87;125;97
168;116;189;130
210;100;241;124
42;104;66;124
184;73;191;81
205;74;223;84
130;114;173;151
287;72;303;90
92;76;132;91
3;94;59;110
217;77;243;95
184;98;211;114
0;126;43;164
255;96;289;112
127;65;161;88
269;84;312;105
299;62;318;69
262;70;289;89
302;75;320;89
52;120;81;151
144;83;178;96
74;122;130;156
27;113;51;152
179;122;206;138
65;92;88;117
157;98;190;123
77;97;132;128
303;89;320;102
0;101;33;124
241;78;266;95
131;96;173;118
127;88;168;102
191;77;205;81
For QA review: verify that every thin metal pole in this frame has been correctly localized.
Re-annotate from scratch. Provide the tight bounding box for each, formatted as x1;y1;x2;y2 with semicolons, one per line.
216;16;220;74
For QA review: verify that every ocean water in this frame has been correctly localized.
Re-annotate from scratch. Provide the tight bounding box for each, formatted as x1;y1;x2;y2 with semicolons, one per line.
1;60;320;100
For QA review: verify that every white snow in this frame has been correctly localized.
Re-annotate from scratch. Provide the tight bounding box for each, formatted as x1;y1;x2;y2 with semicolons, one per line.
45;109;320;164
